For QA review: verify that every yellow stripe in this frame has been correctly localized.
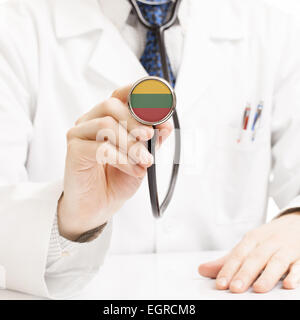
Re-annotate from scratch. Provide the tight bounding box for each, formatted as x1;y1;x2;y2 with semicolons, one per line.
132;79;171;94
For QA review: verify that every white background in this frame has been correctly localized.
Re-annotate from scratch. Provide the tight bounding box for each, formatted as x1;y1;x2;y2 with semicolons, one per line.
0;0;299;219
1;0;297;12
1;0;300;14
0;0;299;17
266;0;300;21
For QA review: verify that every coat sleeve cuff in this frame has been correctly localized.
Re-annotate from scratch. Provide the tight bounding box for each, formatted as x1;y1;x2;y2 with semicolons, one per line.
47;213;80;267
0;180;63;297
274;195;300;219
45;221;112;299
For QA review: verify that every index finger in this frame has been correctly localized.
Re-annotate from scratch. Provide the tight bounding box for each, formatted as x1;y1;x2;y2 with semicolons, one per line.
216;236;257;290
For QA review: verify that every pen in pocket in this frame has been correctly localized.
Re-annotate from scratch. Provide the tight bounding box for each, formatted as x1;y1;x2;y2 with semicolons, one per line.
237;103;251;143
251;101;264;141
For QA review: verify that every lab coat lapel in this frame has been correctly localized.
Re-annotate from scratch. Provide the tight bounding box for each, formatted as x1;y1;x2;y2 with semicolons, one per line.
53;0;105;38
53;0;147;87
88;22;147;87
53;0;245;99
175;0;245;114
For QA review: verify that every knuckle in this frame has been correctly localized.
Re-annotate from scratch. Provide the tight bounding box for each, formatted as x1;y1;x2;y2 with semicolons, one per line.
228;250;243;263
67;137;80;153
243;230;257;242
135;143;147;157
248;251;265;263
108;96;121;107
98;140;110;150
101;99;113;114
128;140;140;155
66;127;76;141
229;253;243;263
97;140;110;151
271;254;290;268
135;125;154;141
88;118;102;127
111;89;120;98
101;97;122;115
102;116;115;127
96;143;109;164
75;115;84;125
92;116;113;129
146;126;154;139
92;117;105;127
230;246;248;262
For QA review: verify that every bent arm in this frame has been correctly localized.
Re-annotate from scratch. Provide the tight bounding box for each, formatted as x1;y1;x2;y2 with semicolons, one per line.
0;4;111;298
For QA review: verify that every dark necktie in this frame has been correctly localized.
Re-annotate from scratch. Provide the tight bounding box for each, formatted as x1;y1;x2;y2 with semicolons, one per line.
137;0;176;87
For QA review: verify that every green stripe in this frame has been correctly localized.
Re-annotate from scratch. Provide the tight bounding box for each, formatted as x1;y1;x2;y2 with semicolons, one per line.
131;94;172;109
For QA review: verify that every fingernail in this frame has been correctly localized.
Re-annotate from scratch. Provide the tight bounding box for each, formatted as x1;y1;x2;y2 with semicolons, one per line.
216;277;228;288
140;127;154;140
133;163;146;177
289;281;298;289
287;278;300;289
131;127;153;141
231;279;244;290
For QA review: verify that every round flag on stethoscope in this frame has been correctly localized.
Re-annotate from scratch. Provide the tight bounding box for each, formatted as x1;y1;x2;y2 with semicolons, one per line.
128;76;176;126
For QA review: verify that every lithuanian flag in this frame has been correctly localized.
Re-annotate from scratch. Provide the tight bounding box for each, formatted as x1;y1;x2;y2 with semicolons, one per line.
130;79;173;123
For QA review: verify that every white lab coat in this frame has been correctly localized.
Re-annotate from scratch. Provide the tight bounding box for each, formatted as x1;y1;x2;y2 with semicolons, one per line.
0;0;300;298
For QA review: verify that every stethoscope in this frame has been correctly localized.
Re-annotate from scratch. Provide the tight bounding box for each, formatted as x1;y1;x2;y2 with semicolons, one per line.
128;0;182;218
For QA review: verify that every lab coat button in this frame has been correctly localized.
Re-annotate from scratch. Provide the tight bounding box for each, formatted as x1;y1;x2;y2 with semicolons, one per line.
164;222;173;233
61;251;70;257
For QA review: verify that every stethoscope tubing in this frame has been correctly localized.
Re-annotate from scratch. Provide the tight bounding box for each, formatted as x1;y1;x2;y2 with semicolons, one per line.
129;0;182;218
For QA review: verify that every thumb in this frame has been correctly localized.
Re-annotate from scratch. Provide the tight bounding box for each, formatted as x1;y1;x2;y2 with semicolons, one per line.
198;255;227;279
111;84;133;103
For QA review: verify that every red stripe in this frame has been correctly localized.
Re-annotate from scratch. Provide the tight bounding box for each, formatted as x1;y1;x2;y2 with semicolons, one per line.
132;108;171;123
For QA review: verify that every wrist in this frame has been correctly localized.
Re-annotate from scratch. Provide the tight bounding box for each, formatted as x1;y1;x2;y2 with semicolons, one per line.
57;194;81;241
57;193;108;241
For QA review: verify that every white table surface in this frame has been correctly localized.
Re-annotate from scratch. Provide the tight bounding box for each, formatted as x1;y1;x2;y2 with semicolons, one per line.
1;251;300;300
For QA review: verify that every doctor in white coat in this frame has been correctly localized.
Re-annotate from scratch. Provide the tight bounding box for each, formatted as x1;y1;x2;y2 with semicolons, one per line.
1;0;300;299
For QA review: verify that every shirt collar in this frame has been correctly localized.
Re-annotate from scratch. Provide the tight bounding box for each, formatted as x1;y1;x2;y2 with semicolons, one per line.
53;0;191;39
98;0;132;31
52;0;243;40
97;0;190;31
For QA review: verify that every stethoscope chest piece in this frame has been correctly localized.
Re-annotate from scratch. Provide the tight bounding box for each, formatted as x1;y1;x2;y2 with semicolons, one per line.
128;76;176;126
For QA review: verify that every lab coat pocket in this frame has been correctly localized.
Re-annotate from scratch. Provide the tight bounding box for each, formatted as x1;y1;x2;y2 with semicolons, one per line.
214;126;270;225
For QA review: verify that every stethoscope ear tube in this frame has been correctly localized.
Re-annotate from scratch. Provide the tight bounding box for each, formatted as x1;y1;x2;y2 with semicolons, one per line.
148;109;181;218
129;0;182;218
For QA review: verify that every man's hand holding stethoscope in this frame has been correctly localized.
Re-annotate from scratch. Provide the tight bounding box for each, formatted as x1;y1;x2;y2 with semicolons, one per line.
57;85;173;241
57;0;300;293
